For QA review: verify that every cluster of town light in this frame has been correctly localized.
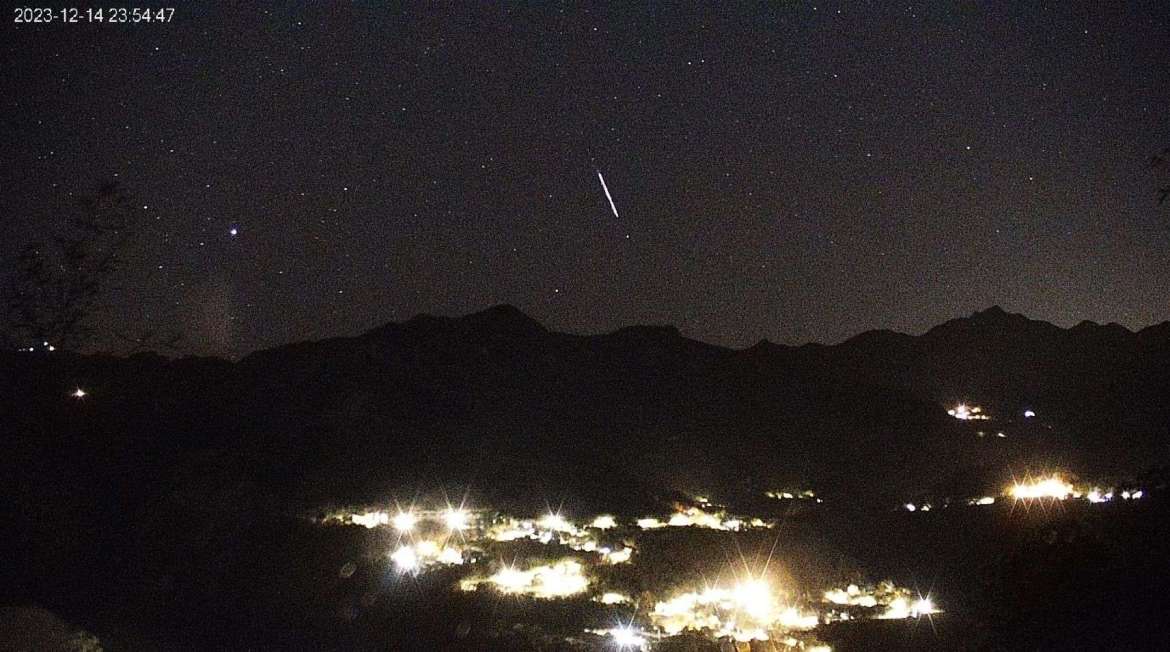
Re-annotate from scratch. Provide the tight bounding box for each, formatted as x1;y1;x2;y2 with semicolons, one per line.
460;560;590;599
1009;475;1074;500
389;540;463;572
904;474;1147;512
635;506;771;532
765;489;822;503
650;578;819;642
645;577;938;643
947;403;1042;421
586;626;649;650
337;507;636;573
947;404;990;420
323;501;944;649
1008;475;1144;503
822;583;937;621
595;592;630;605
486;514;634;564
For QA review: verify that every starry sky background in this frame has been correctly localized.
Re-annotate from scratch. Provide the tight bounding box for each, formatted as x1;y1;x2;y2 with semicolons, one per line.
4;2;1170;358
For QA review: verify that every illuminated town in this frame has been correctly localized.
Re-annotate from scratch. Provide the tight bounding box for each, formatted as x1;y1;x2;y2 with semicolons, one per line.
316;497;953;649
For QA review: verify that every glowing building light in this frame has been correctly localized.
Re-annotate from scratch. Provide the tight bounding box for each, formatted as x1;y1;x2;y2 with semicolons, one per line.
947;404;990;420
596;592;630;605
824;589;850;605
610;626;646;649
461;560;590;599
488;519;536;542
879;597;911;619
640;506;761;531
911;598;937;617
540;512;573;532
415;540;440;557
778;606;820;630
351;511;389;528
493;566;529;592
71;387;87;399
437;547;463;565
587;626;647;650
1009;475;1073;500
904;503;916;512
650;579;817;641
1024;409;1036;418
733;580;774;620
877;595;939;619
390;540;464;573
392;511;417;532
604;547;633;564
391;545;418;572
823;584;878;608
591;515;617;529
445;508;469;531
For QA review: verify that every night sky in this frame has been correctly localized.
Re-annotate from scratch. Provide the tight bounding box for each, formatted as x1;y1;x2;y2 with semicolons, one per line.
5;3;1170;358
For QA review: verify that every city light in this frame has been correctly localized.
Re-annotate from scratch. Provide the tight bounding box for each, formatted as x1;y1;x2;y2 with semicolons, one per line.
461;560;590;599
1009;475;1073;500
444;508;468;531
650;578;818;641
320;500;949;646
351;511;389;528
596;592;630;605
391;545;418;572
392;510;417;532
591;515;618;529
539;512;573;532
610;625;646;649
948;404;989;420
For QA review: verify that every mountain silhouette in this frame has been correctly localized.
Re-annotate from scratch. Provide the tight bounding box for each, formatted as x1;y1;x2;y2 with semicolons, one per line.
4;305;1168;512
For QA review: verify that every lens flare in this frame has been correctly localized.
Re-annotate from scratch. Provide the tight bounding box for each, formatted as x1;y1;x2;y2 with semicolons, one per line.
392;511;417;532
445;508;469;531
1009;475;1073;500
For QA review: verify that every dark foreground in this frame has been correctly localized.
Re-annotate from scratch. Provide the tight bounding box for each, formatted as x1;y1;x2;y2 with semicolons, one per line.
4;473;1169;650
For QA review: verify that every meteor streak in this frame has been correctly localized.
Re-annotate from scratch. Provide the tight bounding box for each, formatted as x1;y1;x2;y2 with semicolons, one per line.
597;170;620;218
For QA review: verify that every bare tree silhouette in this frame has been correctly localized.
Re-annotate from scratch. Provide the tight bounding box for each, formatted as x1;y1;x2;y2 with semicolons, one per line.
3;182;182;354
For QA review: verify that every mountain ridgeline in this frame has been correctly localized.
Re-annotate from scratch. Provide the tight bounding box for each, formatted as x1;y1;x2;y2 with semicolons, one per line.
5;305;1169;511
